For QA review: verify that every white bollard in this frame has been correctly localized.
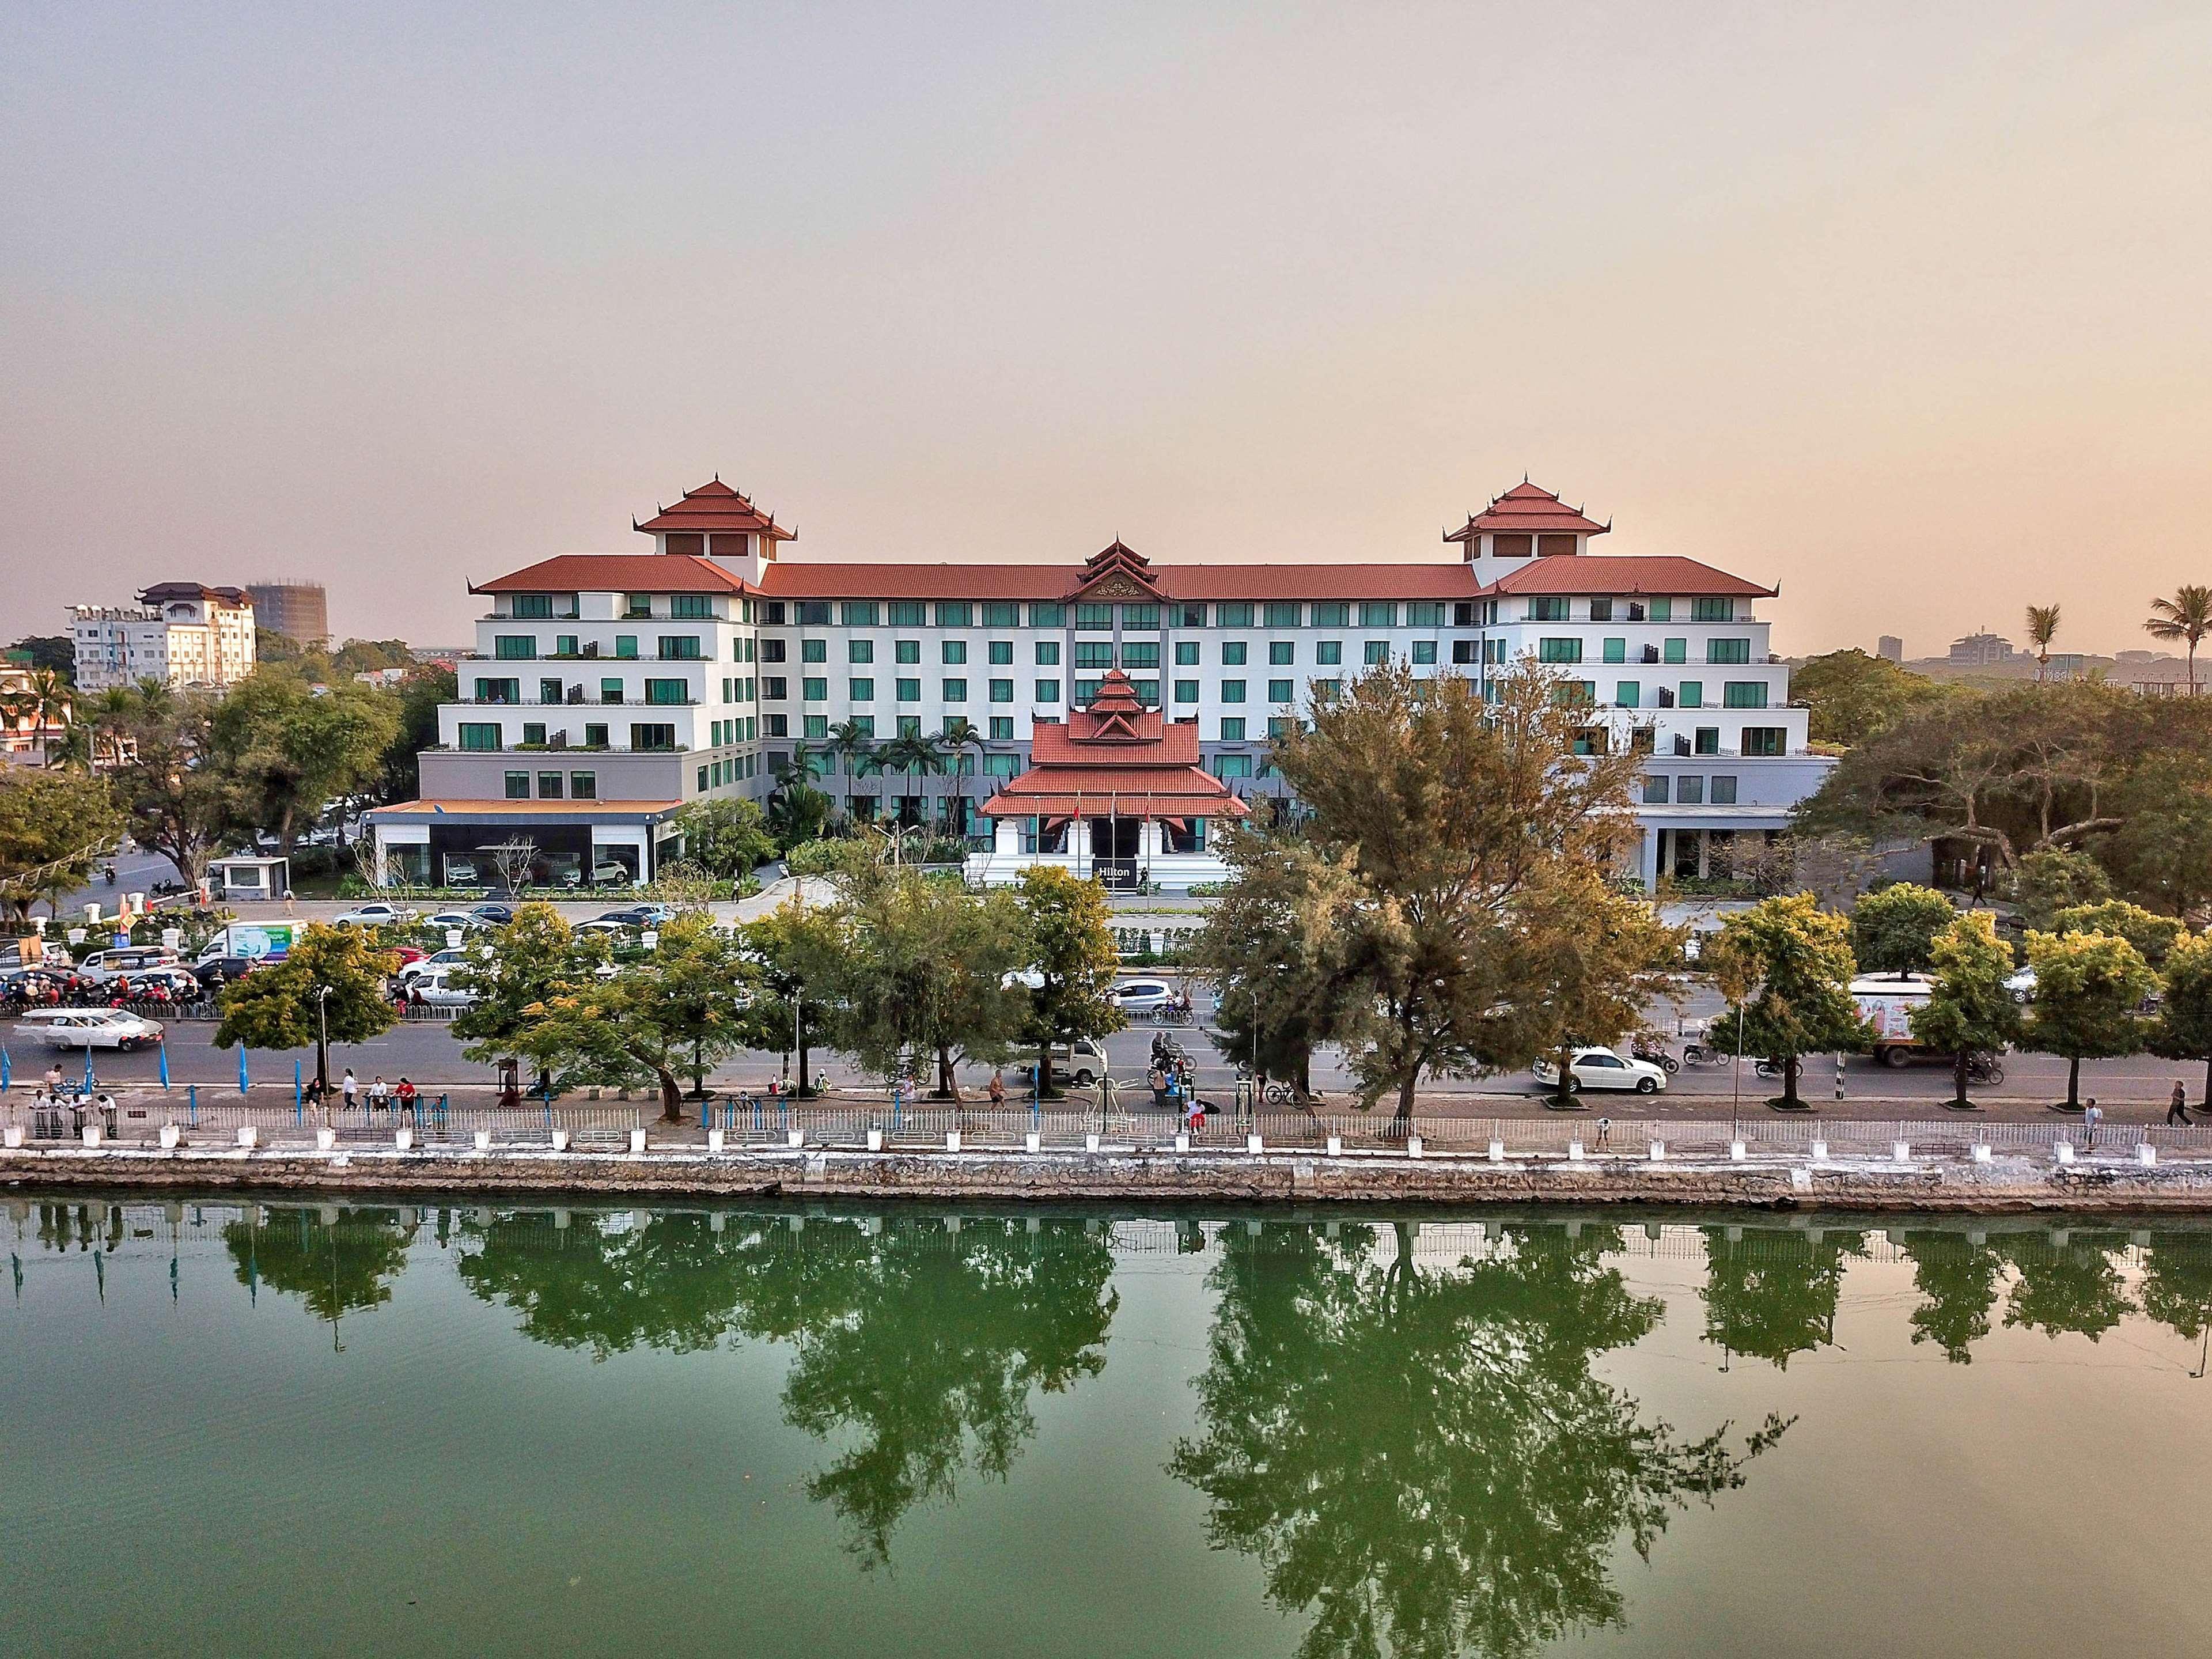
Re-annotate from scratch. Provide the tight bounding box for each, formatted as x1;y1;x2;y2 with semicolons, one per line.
1025;1131;1041;1154
1893;1141;1911;1163
1567;1140;1584;1162
81;1126;101;1149
946;1131;962;1153
1407;1135;1423;1159
2055;1141;2075;1164
1085;1132;1101;1153
549;1128;567;1152
1326;1134;1342;1157
1176;1133;1191;1152
784;1128;802;1149
237;1126;257;1149
632;1128;649;1154
474;1128;493;1152
2138;1143;2158;1166
159;1124;180;1149
1810;1140;1828;1162
1247;1133;1264;1155
1649;1141;1666;1161
866;1128;883;1152
395;1126;414;1150
1729;1141;1747;1161
316;1127;337;1152
1971;1143;1993;1163
3;1126;22;1148
1487;1139;1505;1164
708;1128;726;1153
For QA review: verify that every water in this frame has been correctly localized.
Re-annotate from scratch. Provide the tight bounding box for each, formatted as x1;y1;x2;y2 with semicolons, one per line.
5;1198;2211;1658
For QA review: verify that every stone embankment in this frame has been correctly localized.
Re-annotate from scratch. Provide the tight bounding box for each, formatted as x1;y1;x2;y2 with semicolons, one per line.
10;1139;2212;1213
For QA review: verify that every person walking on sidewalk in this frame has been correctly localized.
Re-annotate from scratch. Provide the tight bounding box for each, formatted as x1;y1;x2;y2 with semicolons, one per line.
2169;1081;2192;1127
2083;1100;2103;1149
342;1069;358;1111
988;1068;1006;1112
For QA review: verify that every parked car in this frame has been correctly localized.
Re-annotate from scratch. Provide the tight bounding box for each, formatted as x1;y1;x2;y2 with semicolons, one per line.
574;919;631;940
2005;965;2037;1003
590;860;635;885
16;1007;165;1050
1108;978;1180;1015
1532;1046;1668;1094
75;945;184;984
408;968;478;1007
334;903;415;927
111;967;203;1001
592;909;651;929
1036;1039;1112;1089
423;911;486;932
469;904;515;925
192;957;259;995
399;948;475;984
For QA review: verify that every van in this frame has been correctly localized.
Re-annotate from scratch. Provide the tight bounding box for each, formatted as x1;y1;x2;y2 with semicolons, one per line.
76;945;183;984
1040;1039;1111;1089
1850;974;1936;1067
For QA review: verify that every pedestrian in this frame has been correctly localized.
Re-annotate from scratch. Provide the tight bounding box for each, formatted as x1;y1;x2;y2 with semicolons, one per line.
44;1063;62;1093
369;1075;389;1112
342;1069;358;1110
1596;1115;1611;1150
2084;1099;2103;1149
1184;1092;1206;1135
988;1067;1006;1111
2169;1081;2192;1127
395;1077;417;1112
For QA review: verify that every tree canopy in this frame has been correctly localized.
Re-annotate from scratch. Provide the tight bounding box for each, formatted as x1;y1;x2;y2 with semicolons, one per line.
0;766;122;923
1849;881;1957;975
1910;911;2024;1107
1704;892;1868;1106
1011;865;1124;1099
2022;929;2156;1109
1789;649;1943;747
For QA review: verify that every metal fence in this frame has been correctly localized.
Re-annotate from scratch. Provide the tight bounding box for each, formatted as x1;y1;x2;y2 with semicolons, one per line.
1;1096;638;1147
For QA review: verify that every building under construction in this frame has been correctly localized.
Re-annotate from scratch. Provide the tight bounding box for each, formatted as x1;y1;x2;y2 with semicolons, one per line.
245;579;329;646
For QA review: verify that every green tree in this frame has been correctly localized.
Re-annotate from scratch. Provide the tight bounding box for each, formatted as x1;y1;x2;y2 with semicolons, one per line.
2012;846;2112;930
1910;911;2025;1108
736;899;847;1095
2025;603;2062;681
1171;1219;1787;1658
673;796;776;880
377;665;456;803
450;903;603;1074
110;688;232;887
1012;865;1124;1099
6;634;76;681
1899;1229;2006;1363
1705;892;1869;1107
1849;882;1957;975
0;668;74;765
764;776;835;849
2150;931;2212;1109
1193;835;1361;1096
2138;1231;2212;1346
2022;929;2156;1110
1700;1225;1866;1368
2051;897;2184;969
495;912;760;1119
2099;753;2212;922
2145;584;2212;695
0;767;122;923
1513;869;1684;1109
207;669;399;855
1787;648;1941;747
1212;661;1645;1131
213;922;399;1098
834;864;1027;1096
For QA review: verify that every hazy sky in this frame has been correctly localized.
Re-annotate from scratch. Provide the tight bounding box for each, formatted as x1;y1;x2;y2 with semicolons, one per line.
4;2;2209;657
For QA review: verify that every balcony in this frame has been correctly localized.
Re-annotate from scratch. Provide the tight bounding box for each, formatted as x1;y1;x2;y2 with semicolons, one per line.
454;695;698;707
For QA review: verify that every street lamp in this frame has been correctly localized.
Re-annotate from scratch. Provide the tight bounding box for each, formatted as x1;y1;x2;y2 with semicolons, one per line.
315;983;332;1118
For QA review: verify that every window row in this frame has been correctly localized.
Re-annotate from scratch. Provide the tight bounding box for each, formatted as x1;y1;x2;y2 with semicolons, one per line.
489;633;717;662
761;599;1459;630
1642;774;1740;805
507;594;741;622
502;769;601;800
1524;597;1740;623
458;722;678;752
1535;637;1754;665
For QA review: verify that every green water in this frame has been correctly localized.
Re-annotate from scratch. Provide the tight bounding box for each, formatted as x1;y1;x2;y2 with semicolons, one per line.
5;1198;2211;1657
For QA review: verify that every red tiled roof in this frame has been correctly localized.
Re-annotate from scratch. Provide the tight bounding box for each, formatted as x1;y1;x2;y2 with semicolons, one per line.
635;478;795;541
1482;555;1774;599
1444;480;1609;543
983;671;1246;820
469;554;751;596
753;562;1480;601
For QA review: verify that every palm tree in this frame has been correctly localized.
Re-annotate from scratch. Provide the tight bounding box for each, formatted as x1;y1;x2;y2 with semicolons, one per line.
2146;586;2212;696
825;718;880;818
940;717;990;842
2025;604;2061;683
877;728;948;827
1;668;73;763
89;685;141;768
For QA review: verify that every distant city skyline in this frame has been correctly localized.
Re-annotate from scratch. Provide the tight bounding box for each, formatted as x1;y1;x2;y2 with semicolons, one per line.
6;4;2210;656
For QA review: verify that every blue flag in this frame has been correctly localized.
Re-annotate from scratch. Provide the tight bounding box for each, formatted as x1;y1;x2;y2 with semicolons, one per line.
158;1042;170;1089
238;1044;249;1096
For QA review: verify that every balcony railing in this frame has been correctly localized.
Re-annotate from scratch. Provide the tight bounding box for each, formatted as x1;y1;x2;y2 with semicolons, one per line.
455;696;698;707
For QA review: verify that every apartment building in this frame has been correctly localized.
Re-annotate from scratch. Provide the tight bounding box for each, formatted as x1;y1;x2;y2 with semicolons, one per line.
372;478;1830;892
70;584;257;692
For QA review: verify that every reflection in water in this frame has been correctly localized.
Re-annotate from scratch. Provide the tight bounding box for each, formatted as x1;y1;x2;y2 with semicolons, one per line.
1900;1230;2006;1362
1999;1230;2134;1342
1700;1226;1865;1368
221;1205;419;1325
1169;1220;1789;1659
459;1210;1118;1567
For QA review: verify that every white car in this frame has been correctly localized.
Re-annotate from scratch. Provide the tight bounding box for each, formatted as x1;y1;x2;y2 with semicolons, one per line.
2005;966;2037;1003
399;948;476;984
423;911;486;932
407;969;478;1007
16;1008;165;1051
1109;978;1179;1014
1532;1046;1668;1094
334;903;415;927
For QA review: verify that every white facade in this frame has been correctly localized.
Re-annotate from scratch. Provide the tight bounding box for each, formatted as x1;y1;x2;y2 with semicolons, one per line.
71;588;256;691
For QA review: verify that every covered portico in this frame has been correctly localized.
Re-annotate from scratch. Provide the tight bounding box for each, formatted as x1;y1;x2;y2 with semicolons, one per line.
968;671;1247;892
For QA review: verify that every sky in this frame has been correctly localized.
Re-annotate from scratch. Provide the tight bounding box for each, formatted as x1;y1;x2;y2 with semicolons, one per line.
3;1;2209;658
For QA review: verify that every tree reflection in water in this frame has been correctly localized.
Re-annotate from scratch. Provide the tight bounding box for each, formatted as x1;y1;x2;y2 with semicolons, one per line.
1700;1226;1866;1369
1899;1230;2007;1362
458;1209;1118;1568
1170;1219;1789;1659
1998;1230;2134;1342
221;1205;419;1324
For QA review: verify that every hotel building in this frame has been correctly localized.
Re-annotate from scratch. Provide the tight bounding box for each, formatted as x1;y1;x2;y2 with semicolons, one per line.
70;584;257;692
372;478;1830;892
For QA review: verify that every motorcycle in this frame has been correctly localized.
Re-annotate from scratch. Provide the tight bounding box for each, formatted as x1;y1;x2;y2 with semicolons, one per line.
1630;1041;1680;1075
1149;1004;1195;1026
